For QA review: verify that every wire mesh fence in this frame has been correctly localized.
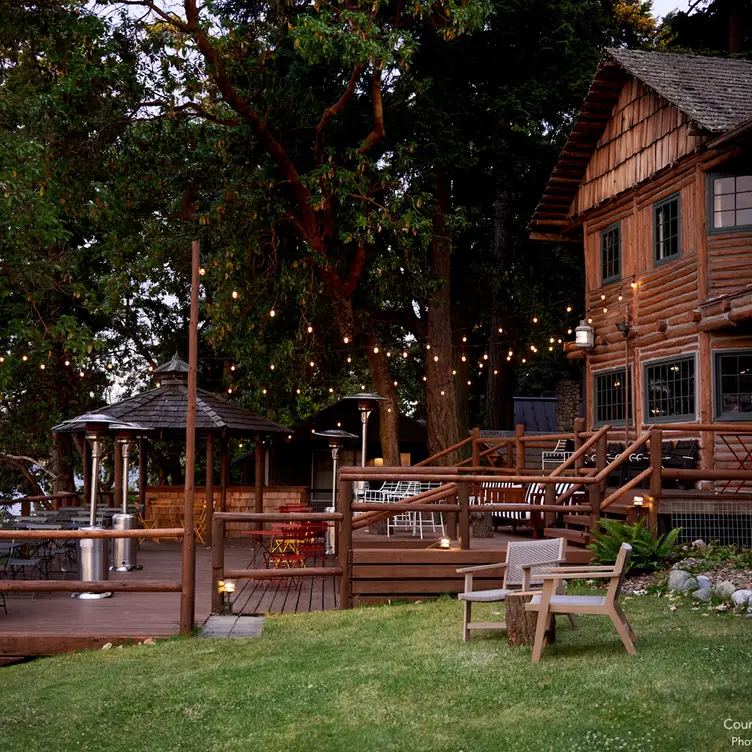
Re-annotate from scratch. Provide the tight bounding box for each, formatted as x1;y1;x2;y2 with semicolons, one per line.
667;499;752;546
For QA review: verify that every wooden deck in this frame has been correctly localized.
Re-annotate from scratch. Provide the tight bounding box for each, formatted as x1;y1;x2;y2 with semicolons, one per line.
0;528;571;657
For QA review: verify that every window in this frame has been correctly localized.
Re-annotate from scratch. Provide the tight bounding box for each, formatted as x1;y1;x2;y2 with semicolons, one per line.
600;223;621;284
715;351;752;419
654;194;680;263
594;368;631;425
711;173;752;230
644;357;695;422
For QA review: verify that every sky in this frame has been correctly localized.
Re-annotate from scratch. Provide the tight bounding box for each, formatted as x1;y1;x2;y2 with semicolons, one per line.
651;0;694;20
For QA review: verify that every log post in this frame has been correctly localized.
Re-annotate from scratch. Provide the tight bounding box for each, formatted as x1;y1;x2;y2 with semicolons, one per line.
471;427;481;467
255;435;264;515
505;440;514;469
446;494;458;540
458;480;470;550
649;428;663;531
515;424;525;473
338;476;353;609
573;417;585;472
507;592;555;647
205;434;214;548
211;515;225;614
138;438;148;515
543;482;556;528
590;431;608;528
220;436;229;515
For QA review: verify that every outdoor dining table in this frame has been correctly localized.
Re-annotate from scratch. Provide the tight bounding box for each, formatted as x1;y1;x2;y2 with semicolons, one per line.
242;527;307;569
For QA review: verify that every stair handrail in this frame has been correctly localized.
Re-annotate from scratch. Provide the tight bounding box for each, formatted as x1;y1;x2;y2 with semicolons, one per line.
549;424;611;478
600;467;654;510
413;437;472;467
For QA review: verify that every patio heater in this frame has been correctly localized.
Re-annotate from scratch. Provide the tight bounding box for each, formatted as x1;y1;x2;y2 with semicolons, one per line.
110;424;147;572
67;412;119;599
342;392;386;468
315;429;358;555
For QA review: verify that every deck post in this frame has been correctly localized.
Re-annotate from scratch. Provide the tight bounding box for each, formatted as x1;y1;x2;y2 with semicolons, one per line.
211;516;225;613
205;434;214;547
255;435;264;515
471;427;481;467
179;239;199;637
114;439;123;514
138;438;148;515
515;424;525;473
220;435;229;516
338;476;352;609
446;492;458;540
590;430;608;528
458;480;470;550
573;417;585;472
649;428;663;531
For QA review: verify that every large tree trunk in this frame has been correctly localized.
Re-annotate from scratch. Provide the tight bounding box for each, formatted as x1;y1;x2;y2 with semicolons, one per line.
363;332;401;466
426;170;460;463
50;431;75;494
484;127;513;429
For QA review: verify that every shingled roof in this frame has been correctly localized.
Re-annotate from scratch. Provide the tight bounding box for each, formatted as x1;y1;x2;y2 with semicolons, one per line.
56;357;290;436
608;49;752;133
529;49;752;238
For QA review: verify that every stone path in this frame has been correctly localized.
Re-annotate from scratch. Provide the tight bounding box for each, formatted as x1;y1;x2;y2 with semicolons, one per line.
200;615;265;639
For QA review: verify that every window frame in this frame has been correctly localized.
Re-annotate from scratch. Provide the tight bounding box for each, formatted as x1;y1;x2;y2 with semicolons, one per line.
708;170;752;235
600;222;622;286
642;354;697;424
653;192;681;266
593;366;632;427
713;349;752;421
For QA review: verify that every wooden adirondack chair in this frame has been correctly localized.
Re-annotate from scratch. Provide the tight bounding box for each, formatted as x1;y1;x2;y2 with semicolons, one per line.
457;538;570;642
524;542;636;663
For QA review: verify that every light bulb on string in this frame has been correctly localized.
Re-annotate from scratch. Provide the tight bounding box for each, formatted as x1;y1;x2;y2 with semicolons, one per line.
386;351;391;358
373;346;379;354
329;387;334;393
39;364;45;370
309;361;315;367
270;309;276;317
227;388;233;394
618;295;623;301
603;307;608;313
533;317;538;324
22;355;28;362
262;388;267;395
566;306;572;313
231;364;236;371
522;358;527;364
601;294;606;301
307;325;313;334
467;380;471;385
232;290;238;299
79;371;85;378
631;281;637;289
402;351;408;359
433;355;438;362
440;390;445;396
347;356;352;363
199;267;206;276
498;327;503;334
64;360;70;367
452;369;457;375
549;346;553;351
567;329;572;335
493;369;498;375
337;422;342;427
483;353;488;360
462;336;467;343
588;318;593;324
270;364;275;370
343;336;349;344
393;380;398;386
506;356;511;361
296;389;301;394
549;338;554;343
479;362;484;369
422;376;427;382
426;344;431;350
461;355;467;362
508;350;513;357
0;357;5;364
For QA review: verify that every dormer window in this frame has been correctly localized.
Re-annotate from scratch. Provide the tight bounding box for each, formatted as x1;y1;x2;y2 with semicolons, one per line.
711;173;752;230
600;223;621;285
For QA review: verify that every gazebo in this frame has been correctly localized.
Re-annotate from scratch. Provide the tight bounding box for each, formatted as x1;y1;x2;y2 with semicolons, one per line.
54;354;292;541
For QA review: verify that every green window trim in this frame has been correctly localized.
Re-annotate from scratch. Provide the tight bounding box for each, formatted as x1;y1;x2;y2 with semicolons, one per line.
600;222;621;285
713;350;752;421
653;192;681;266
643;355;696;424
708;171;752;235
593;367;632;427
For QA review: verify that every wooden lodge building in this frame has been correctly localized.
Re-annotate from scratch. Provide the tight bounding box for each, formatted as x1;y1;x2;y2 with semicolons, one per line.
530;48;752;471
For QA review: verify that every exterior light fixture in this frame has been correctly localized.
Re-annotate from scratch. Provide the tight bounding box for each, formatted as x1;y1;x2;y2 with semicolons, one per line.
575;320;595;350
439;537;451;549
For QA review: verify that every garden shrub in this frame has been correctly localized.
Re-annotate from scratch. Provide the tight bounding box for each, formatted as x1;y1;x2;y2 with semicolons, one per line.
588;518;681;573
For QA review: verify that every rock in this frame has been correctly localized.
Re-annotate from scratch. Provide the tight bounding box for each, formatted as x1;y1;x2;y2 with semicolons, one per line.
692;588;712;602
675;557;700;569
732;590;752;607
142;637;156;646
668;570;691;591
713;580;736;600
681;577;699;592
691;539;707;548
101;642;113;650
696;575;712;590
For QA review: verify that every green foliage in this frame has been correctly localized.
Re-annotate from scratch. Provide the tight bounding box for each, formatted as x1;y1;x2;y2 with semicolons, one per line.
589;518;682;572
675;543;752;572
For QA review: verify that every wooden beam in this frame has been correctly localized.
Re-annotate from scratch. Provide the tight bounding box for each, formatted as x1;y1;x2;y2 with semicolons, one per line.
255;436;264;515
338;476;353;609
0;580;181;592
138;438;148;515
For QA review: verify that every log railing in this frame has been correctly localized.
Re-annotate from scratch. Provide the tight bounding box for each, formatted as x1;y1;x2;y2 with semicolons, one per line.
210;511;344;613
0;528;185;600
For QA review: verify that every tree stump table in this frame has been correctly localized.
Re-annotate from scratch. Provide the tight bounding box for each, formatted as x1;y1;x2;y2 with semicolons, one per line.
506;592;555;647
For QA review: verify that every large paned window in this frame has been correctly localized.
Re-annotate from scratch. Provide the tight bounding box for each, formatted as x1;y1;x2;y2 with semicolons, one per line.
644;357;696;422
594;368;631;425
600;223;621;284
654;193;681;263
715;351;752;419
711;174;752;230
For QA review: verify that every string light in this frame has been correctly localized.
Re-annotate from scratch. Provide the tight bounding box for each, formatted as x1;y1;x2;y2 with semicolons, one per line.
618;295;623;301
452;369;457;375
347;356;352;363
227;388;233;394
307;325;313;334
493;369;498;374
270;364;275;370
79;371;85;378
22;355;28;362
0;357;4;363
426;344;431;350
601;294;606;301
337;422;342;427
506;356;511;361
433;355;439;362
566;306;572;313
422;376;427;382
393;380;398;386
230;364;236;371
461;355;467;362
522;358;527;363
567;329;572;335
532;317;538;324
549;346;553;351
462;336;467;343
440;390;445;396
309;361;315;367
631;281;637;289
549;338;554;343
467;380;471;385
297;389;301;394
373;346;379;354
498;327;503;334
387;351;392;358
508;350;513;357
64;360;70;367
343;336;349;344
483;353;488;360
232;291;238;299
270;309;276;317
199;267;206;276
39;364;45;370
262;388;267;395
402;351;408;359
588;318;593;324
328;387;334;393
603;307;608;313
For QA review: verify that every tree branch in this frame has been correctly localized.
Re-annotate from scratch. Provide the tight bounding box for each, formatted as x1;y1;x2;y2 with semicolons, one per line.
112;0;190;31
357;67;385;154
314;63;364;165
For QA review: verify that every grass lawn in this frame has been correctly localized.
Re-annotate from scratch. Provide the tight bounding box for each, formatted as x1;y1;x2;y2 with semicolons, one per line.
2;592;751;751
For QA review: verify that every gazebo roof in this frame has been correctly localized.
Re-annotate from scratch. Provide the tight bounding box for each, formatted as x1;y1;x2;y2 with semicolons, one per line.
55;356;290;437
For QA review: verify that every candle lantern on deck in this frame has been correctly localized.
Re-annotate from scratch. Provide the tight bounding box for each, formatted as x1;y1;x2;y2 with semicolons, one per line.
315;429;358;555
